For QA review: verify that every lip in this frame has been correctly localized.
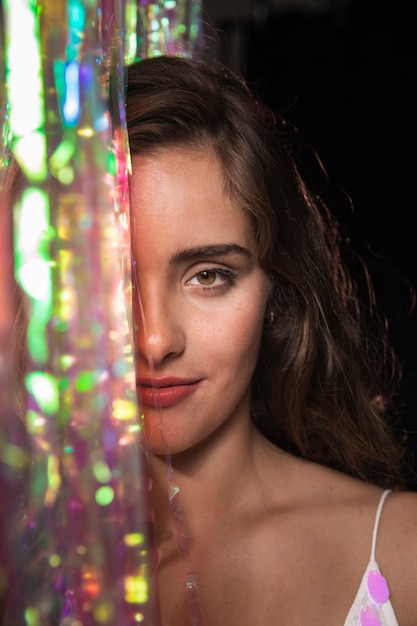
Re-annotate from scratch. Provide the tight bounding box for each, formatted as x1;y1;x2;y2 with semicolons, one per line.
136;377;202;409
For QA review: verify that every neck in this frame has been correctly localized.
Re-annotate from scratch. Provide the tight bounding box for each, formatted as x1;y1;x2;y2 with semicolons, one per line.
147;412;276;543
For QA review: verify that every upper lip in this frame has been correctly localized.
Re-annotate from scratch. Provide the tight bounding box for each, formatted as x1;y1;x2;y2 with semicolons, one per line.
136;377;201;388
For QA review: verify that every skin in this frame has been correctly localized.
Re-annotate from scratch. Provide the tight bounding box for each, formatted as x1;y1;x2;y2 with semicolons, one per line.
129;147;417;626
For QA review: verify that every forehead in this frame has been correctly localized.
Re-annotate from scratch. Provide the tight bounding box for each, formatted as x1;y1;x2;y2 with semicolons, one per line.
129;147;256;251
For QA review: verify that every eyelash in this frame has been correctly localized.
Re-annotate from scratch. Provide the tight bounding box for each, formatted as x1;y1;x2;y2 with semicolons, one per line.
186;268;238;292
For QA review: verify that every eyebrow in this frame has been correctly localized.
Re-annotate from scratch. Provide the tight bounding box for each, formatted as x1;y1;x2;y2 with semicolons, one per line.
170;243;252;264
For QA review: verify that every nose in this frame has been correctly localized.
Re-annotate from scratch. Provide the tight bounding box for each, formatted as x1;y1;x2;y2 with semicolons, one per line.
134;283;185;367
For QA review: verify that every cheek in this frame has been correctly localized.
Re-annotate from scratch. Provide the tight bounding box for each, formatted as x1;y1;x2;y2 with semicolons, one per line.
233;304;266;359
197;296;267;367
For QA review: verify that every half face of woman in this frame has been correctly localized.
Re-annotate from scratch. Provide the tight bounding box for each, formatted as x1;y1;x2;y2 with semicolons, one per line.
129;147;271;456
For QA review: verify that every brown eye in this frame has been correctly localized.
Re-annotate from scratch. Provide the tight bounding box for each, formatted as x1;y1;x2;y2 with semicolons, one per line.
186;268;238;291
196;270;216;285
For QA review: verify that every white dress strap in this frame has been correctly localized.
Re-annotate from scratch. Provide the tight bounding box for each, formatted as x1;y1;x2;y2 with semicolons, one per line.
343;488;399;626
370;489;391;561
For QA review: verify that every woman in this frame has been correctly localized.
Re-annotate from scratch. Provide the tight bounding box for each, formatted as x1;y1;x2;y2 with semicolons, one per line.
126;55;417;625
3;54;417;625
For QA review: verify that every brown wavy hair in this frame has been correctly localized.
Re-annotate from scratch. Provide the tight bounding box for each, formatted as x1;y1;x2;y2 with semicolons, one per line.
4;55;412;489
126;54;411;487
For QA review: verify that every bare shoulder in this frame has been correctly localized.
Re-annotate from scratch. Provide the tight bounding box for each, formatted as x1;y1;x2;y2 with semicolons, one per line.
378;489;417;625
299;465;417;624
381;489;417;557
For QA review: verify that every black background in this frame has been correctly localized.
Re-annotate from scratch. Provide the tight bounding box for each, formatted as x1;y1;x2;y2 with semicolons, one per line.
202;0;417;486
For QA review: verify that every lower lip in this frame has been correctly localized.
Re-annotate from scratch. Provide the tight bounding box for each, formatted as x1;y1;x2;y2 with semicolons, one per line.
137;382;200;408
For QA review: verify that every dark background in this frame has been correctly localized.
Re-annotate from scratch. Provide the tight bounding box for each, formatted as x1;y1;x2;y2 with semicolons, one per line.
201;0;417;486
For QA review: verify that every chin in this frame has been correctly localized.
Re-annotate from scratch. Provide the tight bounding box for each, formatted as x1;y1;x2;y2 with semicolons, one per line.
144;425;216;460
143;426;192;458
